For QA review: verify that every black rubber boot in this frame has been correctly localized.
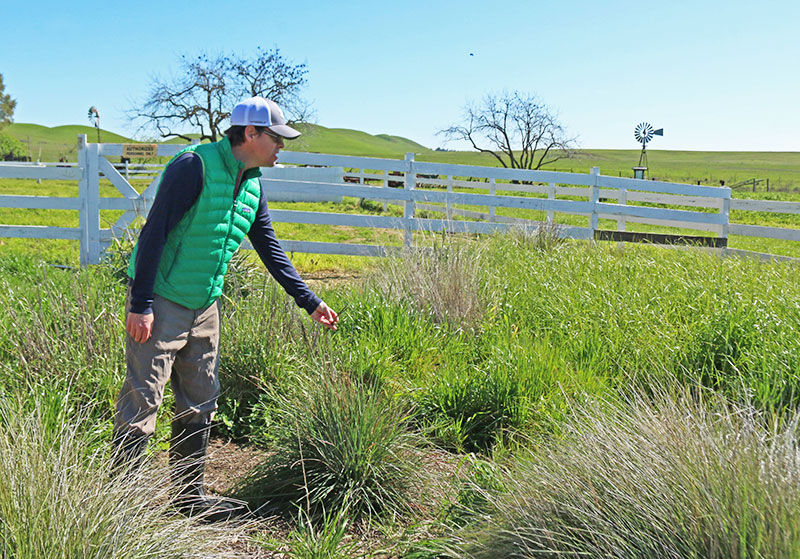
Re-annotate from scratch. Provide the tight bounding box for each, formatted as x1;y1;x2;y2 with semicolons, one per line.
110;430;150;475
170;421;249;522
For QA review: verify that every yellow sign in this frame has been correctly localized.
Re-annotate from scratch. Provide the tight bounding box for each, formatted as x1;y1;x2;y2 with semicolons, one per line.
122;144;158;158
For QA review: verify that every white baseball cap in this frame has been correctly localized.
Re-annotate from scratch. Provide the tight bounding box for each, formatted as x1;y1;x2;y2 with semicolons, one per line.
229;96;301;139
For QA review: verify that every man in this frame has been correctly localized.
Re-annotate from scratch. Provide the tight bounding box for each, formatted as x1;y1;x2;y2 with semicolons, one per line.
112;96;338;521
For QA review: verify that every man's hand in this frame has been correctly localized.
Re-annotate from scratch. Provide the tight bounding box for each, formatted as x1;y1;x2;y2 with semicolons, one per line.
126;312;154;344
310;302;339;330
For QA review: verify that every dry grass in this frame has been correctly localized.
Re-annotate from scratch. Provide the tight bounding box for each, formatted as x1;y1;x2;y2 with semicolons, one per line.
370;235;492;332
0;399;257;559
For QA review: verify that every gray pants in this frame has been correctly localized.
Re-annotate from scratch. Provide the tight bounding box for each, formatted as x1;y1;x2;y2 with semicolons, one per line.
114;292;221;438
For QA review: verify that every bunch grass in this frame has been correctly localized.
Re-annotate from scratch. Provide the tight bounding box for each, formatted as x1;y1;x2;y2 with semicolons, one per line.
0;397;247;559
236;365;423;521
458;391;800;559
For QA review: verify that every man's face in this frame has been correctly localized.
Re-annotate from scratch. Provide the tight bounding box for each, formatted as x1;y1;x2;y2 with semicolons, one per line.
250;127;284;167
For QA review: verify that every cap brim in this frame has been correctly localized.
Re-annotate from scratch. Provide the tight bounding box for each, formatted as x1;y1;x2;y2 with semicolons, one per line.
269;124;301;140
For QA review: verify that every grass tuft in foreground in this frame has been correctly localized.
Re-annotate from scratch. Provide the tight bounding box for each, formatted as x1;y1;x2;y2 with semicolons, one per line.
0;398;246;559
458;392;800;559
236;366;424;521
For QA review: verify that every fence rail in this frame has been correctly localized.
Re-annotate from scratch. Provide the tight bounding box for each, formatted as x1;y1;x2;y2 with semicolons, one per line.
0;135;798;265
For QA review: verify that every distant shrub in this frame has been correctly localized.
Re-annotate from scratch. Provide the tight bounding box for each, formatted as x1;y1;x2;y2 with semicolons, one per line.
0;131;25;160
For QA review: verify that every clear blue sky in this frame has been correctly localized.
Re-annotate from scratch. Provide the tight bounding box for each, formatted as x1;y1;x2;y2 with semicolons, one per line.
3;0;798;152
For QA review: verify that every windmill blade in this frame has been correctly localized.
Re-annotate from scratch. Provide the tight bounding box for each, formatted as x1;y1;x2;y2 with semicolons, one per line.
634;122;654;145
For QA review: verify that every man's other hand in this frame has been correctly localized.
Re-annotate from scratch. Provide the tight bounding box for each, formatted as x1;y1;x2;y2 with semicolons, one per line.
311;302;339;330
126;312;154;343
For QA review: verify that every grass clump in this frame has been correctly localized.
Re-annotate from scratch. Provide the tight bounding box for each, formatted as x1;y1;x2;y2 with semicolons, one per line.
415;362;529;454
458;392;800;559
371;235;492;332
260;506;361;559
0;398;244;559
237;367;423;521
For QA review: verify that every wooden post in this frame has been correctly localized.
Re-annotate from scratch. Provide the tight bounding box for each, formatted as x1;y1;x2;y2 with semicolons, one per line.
719;195;730;242
590;167;600;238
617;186;627;250
383;171;388;212
546;182;555;225
404;153;414;248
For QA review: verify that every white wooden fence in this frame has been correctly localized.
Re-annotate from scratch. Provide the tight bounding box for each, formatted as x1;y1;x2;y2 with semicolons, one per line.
0;135;799;266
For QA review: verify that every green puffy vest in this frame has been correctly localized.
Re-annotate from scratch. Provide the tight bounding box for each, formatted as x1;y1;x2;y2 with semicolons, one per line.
127;137;262;309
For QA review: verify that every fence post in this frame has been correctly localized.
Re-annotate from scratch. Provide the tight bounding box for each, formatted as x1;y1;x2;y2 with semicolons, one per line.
720;193;730;243
404;152;415;248
547;182;555;225
590;167;600;239
446;175;453;220
382;171;388;212
86;142;102;264
78;135;89;267
488;178;495;222
617;187;627;231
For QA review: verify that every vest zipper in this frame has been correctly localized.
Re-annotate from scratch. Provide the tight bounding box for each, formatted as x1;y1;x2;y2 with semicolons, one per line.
204;167;245;308
233;169;244;201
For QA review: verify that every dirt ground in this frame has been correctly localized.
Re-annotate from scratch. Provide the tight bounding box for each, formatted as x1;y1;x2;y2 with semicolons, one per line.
154;436;462;558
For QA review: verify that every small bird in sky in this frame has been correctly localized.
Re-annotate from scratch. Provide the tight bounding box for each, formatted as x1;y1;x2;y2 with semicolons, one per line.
469;53;474;56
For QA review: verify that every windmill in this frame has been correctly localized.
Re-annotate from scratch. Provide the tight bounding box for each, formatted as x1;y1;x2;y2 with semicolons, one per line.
633;122;663;179
88;106;101;143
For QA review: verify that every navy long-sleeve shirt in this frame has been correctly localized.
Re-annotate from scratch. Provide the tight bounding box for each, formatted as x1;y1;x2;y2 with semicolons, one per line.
129;152;321;315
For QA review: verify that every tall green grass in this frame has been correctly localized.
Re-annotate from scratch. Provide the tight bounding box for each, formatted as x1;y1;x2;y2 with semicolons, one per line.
457;392;800;559
0;398;246;559
0;256;126;421
236;365;424;521
2;231;800;554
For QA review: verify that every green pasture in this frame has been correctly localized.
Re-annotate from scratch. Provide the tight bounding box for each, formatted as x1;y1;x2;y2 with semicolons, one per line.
4;123;800;557
2;233;800;557
6;122;800;192
5;123;134;161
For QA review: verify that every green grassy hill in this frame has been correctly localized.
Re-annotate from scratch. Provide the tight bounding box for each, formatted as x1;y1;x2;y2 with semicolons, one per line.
3;122;432;162
289;123;431;158
5;123;136;161
5;122;800;190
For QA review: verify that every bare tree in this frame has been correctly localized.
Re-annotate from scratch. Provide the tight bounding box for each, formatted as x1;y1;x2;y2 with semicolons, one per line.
129;48;310;142
231;48;313;123
439;91;576;170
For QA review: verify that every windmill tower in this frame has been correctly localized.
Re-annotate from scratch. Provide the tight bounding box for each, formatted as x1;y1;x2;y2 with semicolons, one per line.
633;122;663;179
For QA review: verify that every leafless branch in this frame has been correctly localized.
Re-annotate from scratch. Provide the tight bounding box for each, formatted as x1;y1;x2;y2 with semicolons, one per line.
438;90;577;170
129;49;311;142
